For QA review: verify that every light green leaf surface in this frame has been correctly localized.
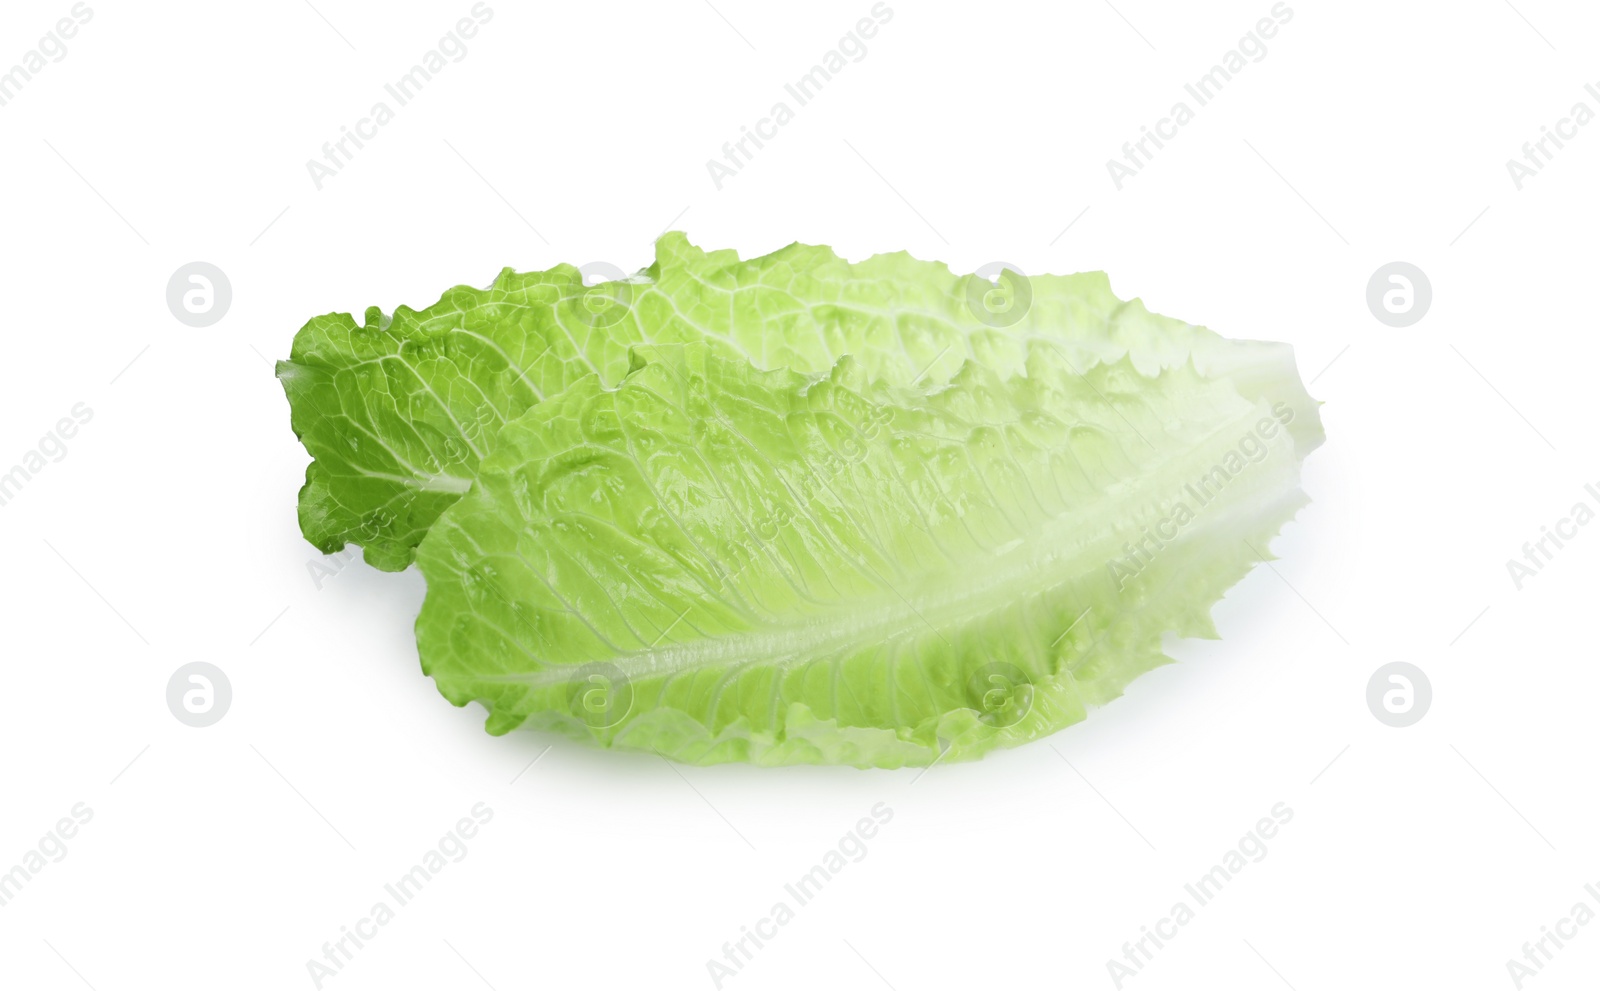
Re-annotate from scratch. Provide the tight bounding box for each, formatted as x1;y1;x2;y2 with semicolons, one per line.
278;234;1288;570
415;340;1322;767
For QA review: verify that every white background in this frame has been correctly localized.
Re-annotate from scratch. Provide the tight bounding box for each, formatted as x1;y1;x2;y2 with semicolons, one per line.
1;1;1597;988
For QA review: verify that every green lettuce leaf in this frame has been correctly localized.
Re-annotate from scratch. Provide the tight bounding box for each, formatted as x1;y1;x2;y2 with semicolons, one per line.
414;340;1322;767
278;234;1290;571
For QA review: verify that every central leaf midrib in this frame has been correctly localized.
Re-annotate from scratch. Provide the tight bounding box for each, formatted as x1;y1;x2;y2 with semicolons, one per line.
486;401;1297;690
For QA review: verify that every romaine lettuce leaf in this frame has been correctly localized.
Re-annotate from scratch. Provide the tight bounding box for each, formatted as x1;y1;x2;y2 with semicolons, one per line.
414;340;1321;767
278;234;1286;571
